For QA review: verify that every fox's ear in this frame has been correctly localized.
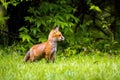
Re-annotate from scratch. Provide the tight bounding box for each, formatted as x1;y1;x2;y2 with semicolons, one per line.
54;27;59;31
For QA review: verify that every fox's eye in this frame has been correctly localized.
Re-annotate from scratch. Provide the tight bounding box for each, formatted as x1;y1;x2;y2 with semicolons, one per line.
59;35;61;36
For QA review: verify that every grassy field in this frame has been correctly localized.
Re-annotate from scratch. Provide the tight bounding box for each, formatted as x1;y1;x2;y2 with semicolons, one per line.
0;53;120;80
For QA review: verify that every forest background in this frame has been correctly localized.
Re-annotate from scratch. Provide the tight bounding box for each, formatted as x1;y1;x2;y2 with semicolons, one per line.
0;0;120;56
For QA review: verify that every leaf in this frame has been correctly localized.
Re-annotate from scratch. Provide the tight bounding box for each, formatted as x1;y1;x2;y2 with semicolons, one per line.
55;15;64;21
36;20;41;28
25;17;34;23
2;2;10;9
41;20;46;26
102;24;107;28
30;27;38;35
38;38;47;43
95;6;102;12
90;4;102;12
104;44;110;47
68;22;74;27
28;7;35;13
19;27;28;33
19;34;32;42
65;14;79;23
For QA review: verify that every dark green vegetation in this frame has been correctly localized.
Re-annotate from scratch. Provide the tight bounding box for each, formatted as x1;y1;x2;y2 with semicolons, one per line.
0;0;120;55
0;0;120;80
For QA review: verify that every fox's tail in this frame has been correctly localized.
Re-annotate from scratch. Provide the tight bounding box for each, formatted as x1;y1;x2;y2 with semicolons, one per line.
23;51;30;62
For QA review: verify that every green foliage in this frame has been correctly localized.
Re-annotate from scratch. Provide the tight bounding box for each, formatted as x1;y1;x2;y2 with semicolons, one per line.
18;0;118;55
19;27;32;43
90;4;102;12
0;0;120;56
0;4;9;46
20;1;79;44
0;0;20;9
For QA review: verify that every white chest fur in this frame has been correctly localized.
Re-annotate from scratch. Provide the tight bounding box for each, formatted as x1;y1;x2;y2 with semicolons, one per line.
49;41;57;54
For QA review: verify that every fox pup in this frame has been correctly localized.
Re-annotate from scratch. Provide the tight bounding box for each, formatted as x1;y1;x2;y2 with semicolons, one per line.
24;27;64;63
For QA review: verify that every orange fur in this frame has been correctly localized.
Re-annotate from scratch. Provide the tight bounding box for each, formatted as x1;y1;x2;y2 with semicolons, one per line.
23;27;64;63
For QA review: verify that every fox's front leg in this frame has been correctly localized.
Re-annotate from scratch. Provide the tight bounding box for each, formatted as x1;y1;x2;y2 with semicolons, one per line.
45;53;55;63
45;53;50;63
50;53;55;63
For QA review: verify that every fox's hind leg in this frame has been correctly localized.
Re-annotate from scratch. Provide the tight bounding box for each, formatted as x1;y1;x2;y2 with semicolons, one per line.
29;52;35;62
23;51;30;62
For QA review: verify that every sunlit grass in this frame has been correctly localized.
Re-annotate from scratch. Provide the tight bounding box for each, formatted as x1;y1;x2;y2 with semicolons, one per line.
0;53;120;80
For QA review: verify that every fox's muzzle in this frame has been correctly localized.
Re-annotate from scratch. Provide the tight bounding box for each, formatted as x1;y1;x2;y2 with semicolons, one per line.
61;36;65;41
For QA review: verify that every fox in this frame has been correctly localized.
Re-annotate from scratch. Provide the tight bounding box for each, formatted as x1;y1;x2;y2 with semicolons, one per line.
23;27;64;63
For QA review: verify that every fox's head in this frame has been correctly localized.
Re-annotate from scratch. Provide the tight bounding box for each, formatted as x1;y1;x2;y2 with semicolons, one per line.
48;27;64;41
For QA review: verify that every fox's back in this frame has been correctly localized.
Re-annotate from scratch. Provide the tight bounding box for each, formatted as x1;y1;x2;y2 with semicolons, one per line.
30;42;47;57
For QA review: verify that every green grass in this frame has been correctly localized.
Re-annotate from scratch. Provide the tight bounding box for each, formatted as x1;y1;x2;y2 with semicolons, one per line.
0;53;120;80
